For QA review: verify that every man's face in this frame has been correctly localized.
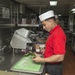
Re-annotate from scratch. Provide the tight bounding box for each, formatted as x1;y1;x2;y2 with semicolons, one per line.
42;20;53;32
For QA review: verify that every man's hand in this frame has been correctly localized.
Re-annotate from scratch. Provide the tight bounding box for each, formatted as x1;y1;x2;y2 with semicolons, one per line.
32;53;44;63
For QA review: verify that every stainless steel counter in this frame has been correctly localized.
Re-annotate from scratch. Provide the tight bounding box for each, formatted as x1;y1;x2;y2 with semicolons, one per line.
0;70;33;75
0;50;44;75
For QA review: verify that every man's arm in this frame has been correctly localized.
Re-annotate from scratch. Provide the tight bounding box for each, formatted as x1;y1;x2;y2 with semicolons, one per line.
33;54;65;63
43;54;65;63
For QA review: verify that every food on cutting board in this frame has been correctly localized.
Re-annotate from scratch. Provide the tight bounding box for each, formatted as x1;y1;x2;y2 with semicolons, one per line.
24;51;36;58
24;52;30;56
31;53;36;58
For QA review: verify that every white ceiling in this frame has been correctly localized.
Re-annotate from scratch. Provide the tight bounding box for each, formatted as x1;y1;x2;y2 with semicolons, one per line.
15;0;75;16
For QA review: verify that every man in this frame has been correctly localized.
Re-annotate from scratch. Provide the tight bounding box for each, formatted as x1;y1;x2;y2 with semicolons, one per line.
33;10;66;75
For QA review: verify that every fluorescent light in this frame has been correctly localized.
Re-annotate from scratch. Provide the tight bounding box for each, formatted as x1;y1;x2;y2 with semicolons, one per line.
73;11;75;13
71;4;75;11
58;14;61;16
71;8;75;11
50;1;57;6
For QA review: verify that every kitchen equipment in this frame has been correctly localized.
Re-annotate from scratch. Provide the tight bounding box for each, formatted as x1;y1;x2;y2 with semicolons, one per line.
10;28;32;49
15;28;30;38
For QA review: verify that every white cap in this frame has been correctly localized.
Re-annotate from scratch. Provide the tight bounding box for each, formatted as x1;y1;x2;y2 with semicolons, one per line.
39;10;55;21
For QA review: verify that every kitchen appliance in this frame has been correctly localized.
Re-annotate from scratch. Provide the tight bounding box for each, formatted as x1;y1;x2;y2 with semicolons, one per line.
10;28;32;49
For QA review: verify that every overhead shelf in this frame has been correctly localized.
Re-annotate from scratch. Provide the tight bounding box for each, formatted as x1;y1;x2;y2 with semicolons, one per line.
0;24;15;27
18;24;39;27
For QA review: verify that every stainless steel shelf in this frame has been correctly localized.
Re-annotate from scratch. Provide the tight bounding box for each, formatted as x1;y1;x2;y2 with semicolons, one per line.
18;24;39;27
0;24;15;27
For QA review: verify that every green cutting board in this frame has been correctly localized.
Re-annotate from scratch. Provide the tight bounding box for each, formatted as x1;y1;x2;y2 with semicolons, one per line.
11;55;44;73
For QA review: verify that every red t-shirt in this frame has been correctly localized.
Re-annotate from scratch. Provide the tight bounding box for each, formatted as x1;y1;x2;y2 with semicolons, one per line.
44;25;66;58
